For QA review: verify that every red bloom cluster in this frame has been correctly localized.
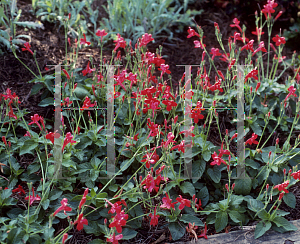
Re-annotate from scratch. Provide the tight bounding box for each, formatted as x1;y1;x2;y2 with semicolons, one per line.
53;198;72;216
160;193;177;210
189;101;205;124
62;132;77;152
106;199;128;234
245;133;259;145
139;33;154;47
25;187;41;206
273;180;289;194
28;114;45;131
291;170;300;180
261;0;278;19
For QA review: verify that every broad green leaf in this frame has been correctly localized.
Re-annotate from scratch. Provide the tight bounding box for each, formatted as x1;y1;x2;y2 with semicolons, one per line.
228;210;243;223
180;214;204;227
20;140;39;155
180;181;195;196
233;175;252;195
191;159;206;183
207;167;221;183
272;216;298;231
38;97;54;107
215;211;228;232
283;192;296;208
258;209;270;221
197;186;209;207
254;221;272;239
247;199;264;212
121;228;138;240
168;222;186;241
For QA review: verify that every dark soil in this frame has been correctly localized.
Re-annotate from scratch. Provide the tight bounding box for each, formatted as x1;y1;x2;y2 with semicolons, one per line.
1;0;300;243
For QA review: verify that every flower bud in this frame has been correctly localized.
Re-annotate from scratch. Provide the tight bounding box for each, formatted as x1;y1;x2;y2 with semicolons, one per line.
250;86;253;94
267;112;270;118
276;138;279;145
255;82;261;92
225;184;229;192
289;169;292;174
268;151;272;158
279;192;284;201
213;100;216;107
104;218;107;224
275;11;283;21
232;183;235;190
231;133;238;140
226;129;228;135
266;184;269;191
68;13;71;20
192;194;195;201
283;168;286;175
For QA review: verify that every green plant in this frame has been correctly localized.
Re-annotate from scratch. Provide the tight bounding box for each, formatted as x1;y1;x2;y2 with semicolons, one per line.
0;0;44;54
100;0;203;44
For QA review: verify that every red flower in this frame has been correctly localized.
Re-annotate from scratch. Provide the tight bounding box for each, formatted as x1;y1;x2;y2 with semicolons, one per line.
62;69;70;79
252;41;267;56
176;195;191;210
245;68;258;83
2;136;7;146
284;85;297;102
210;152;227;166
95;29;108;42
45;131;55;144
255;82;261;92
189;101;205;123
147;118;164;138
158;64;171;78
78;188;89;211
82;96;96;109
28;114;42;131
53;198;72;216
139;33;154;47
141;149;159;169
160;193;177;210
187;27;200;38
218;142;230;157
149;206;159;226
62;233;68;244
109;209;128;233
179;126;195;137
210;48;222;60
261;0;278;19
162;100;177;111
24;131;31;138
73;213;88;231
241;40;254;52
194;40;206;49
113;34;126;52
21;42;34;55
198;223;208;239
82;61;95;76
141;174;159;193
245;133;259;145
107;233;123;244
25;187;41;206
171;140;192;154
80;33;91;46
12;185;25;195
62;132;77;152
273;180;289;194
252;27;264;36
230;18;242;32
291;170;300;180
272;35;286;46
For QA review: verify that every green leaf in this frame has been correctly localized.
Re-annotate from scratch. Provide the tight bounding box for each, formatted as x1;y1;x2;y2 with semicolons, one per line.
283;192;296;208
13;21;44;29
41;199;50;210
233;175;252;195
250;122;262;136
247;199;264;212
272;216;298;231
228;211;243;223
197;186;209;207
192;159;206;183
20;139;39;155
215;211;228;232
31;83;44;95
254;221;272;239
38;97;54;107
258;209;270;221
121;228;138;240
49;189;63;201
203;150;211;161
168;222;186;241
180;214;204;227
207;167;221;183
180;181;195;196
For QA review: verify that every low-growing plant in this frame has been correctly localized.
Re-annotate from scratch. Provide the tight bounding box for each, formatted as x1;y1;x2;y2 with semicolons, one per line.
1;0;300;243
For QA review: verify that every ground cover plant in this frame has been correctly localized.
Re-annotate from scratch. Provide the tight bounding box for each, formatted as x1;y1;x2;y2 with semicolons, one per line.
1;0;300;243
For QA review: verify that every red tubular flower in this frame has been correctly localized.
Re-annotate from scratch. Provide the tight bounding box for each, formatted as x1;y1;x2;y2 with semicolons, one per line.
252;41;267;56
53;198;72;216
160;193;177;210
80;33;91;46
12;185;25;195
275;10;283;21
278;192;284;201
21;42;34;55
245;133;259;145
210;152;227;166
62;233;68;244
198;223;208;239
73;213;88;231
255;82;261;92
187;27;200;38
109;209;128;233
149;206;159;226
210;48;222;60
284;85;297;102
62;132;77;152
24;131;31;138
78;188;89;211
241;40;254;52
252;27;264;36
162;100;177;111
273;180;289;193
95;29;108;42
225;184;229;192
179;126;195;137
107;233;123;244
25;187;41;206
139;33;154;47
45;131;55;144
2;136;7;146
28;114;42;131
291;170;300;180
272;35;286;46
82;61;95;76
62;69;70;79
230;18;242;32
176;195;191;210
194;40;206;49
245;68;258;83
261;0;278;19
113;33;126;52
158;64;171;78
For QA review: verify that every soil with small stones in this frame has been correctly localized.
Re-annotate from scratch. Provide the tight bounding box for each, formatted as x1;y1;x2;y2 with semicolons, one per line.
1;0;300;243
